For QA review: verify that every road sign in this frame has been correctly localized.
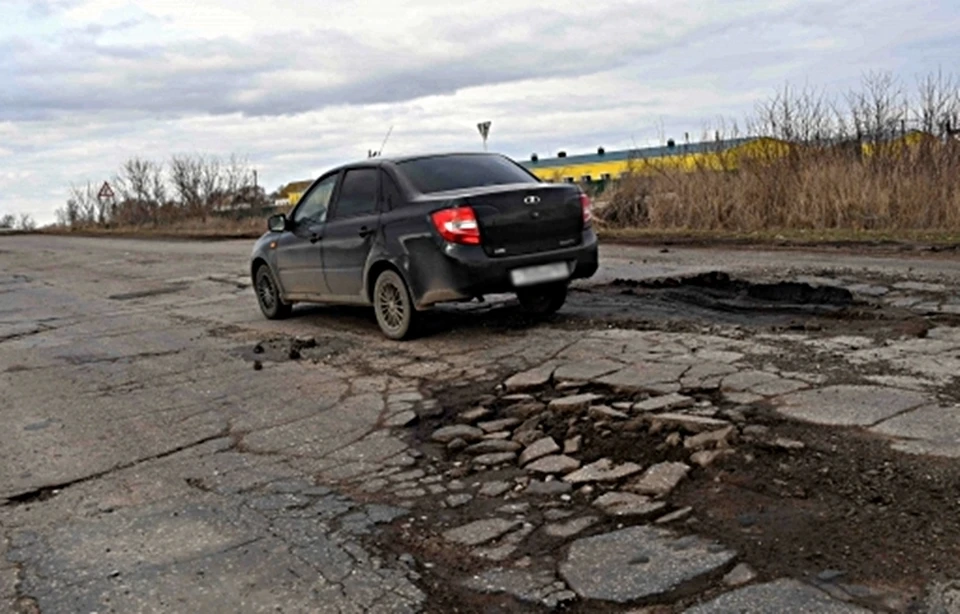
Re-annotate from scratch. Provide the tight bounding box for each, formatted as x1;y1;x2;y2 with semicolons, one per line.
97;182;115;200
477;121;491;140
477;121;491;150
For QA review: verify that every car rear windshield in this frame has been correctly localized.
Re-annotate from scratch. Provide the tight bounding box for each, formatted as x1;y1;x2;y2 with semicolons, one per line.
396;154;538;194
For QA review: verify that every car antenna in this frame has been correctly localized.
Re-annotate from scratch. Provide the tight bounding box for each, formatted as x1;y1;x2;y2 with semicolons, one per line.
376;125;394;157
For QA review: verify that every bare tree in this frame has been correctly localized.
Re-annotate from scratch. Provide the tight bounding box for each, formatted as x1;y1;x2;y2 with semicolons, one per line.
56;197;79;227
847;71;908;142
753;83;836;143
113;157;166;225
170;155;204;215
224;154;251;197
115;158;151;204
199;156;223;220
915;69;959;136
66;183;98;225
0;214;38;231
150;162;166;209
17;214;36;231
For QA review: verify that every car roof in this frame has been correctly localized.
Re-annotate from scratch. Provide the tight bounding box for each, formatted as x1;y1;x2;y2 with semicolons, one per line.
340;151;507;168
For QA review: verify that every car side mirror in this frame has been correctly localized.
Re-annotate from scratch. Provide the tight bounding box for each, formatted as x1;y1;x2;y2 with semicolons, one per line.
267;214;287;233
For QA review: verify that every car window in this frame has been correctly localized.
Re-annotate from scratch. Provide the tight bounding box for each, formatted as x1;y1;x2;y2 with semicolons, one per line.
332;168;378;219
396;154;538;194
292;174;337;224
380;171;405;210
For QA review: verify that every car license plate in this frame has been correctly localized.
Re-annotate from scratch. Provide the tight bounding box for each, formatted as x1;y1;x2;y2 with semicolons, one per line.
510;262;569;287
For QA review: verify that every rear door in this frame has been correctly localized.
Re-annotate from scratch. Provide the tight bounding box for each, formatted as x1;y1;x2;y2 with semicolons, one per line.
274;172;338;297
321;167;381;298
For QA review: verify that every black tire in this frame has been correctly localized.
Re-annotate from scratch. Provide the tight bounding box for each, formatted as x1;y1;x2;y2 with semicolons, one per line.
517;282;568;316
255;265;292;320
373;269;416;340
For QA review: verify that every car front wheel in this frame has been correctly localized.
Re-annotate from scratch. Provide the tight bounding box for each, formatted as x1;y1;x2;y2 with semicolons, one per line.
255;265;292;320
517;282;568;316
373;269;416;340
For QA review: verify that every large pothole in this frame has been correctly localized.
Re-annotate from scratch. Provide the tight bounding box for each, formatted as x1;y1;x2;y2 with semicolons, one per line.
344;363;960;613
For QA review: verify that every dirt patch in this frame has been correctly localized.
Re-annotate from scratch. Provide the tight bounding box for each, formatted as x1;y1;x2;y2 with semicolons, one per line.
671;412;960;609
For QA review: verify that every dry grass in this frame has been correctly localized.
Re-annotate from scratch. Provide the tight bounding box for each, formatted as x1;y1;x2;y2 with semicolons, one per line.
598;141;960;238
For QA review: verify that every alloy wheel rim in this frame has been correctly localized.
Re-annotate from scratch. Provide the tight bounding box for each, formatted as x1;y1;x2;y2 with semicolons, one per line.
258;275;276;310
377;282;404;330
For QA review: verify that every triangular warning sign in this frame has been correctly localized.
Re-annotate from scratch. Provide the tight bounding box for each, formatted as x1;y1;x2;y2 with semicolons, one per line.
97;182;115;199
477;121;491;140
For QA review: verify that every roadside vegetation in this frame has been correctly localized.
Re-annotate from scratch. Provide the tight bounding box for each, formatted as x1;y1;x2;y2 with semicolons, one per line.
597;71;960;242
51;154;277;236
0;213;36;232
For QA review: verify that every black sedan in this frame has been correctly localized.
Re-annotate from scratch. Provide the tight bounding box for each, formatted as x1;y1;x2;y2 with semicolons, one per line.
250;152;599;339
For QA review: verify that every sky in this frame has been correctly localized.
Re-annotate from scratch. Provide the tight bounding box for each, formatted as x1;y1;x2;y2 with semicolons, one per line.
2;0;959;225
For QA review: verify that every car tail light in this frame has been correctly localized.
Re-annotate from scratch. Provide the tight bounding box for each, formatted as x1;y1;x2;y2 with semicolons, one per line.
431;206;481;245
580;192;593;227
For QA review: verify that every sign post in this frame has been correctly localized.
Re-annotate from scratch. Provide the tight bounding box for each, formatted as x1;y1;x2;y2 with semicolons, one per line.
477;121;491;151
97;181;116;223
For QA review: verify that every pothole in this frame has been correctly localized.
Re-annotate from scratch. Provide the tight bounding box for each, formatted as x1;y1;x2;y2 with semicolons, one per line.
239;335;353;364
347;370;960;612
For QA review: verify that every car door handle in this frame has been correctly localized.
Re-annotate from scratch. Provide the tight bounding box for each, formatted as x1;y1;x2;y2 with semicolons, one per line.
310;233;321;244
358;226;375;238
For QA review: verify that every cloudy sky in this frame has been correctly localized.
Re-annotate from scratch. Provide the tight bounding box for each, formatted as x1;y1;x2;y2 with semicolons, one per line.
2;0;958;224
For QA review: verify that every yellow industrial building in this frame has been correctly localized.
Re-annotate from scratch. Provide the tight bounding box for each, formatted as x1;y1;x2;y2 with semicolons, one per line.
522;131;940;186
519;137;790;184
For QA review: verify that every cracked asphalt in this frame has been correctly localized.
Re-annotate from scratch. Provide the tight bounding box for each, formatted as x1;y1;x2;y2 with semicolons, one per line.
2;235;960;613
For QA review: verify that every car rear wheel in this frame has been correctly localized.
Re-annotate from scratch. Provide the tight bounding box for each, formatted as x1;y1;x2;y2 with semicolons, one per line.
517;282;568;316
255;265;292;320
373;269;416;340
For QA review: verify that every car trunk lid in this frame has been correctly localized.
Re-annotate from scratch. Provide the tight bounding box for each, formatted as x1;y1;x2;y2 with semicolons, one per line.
462;184;583;257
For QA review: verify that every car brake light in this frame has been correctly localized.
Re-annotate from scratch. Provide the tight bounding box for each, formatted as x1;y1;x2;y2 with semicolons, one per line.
580;192;593;227
431;206;481;245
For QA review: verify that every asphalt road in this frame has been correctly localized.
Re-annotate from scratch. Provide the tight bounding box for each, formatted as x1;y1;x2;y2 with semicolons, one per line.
2;235;960;613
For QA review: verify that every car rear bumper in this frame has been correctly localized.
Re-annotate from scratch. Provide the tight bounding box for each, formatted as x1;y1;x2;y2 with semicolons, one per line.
409;229;599;308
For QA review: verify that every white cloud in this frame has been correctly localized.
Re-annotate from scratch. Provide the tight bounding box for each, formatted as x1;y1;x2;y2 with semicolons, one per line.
2;0;959;224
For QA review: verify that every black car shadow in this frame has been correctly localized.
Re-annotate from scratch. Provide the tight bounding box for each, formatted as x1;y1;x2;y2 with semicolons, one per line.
286;295;556;340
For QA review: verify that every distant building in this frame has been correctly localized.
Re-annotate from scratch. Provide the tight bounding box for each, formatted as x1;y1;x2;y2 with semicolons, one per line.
521;137;791;187
277;180;314;206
